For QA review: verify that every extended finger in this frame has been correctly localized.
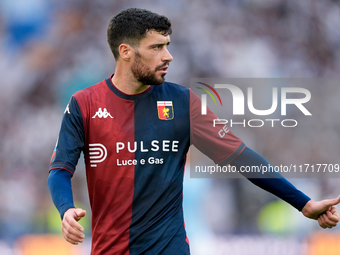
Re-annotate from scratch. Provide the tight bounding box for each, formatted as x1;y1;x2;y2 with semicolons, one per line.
65;216;84;232
62;225;85;244
322;195;340;209
62;221;84;236
62;229;83;245
62;220;85;239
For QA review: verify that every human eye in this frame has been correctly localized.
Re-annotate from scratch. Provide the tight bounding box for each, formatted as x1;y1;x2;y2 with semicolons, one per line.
153;45;162;50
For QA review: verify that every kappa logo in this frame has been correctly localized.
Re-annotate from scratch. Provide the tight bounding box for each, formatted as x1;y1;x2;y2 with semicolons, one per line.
64;104;70;114
89;143;107;167
92;108;114;119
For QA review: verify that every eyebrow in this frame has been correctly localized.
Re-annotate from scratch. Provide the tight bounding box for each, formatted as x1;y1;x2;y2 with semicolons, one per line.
149;41;171;48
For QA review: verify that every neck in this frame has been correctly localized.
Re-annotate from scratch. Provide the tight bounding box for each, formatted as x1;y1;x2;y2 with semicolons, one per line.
111;68;150;95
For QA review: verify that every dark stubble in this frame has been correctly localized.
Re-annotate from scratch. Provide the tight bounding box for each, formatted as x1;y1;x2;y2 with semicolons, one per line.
131;51;168;86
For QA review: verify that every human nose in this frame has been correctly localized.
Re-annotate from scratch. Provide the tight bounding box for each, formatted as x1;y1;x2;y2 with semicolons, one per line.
163;47;173;63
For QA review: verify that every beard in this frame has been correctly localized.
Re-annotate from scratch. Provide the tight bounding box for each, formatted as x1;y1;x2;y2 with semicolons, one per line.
131;52;168;86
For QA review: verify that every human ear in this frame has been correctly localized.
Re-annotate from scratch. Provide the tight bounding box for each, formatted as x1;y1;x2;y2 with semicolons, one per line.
118;43;133;61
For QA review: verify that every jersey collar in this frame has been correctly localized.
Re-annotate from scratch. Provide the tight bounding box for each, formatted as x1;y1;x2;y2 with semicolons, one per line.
105;75;155;100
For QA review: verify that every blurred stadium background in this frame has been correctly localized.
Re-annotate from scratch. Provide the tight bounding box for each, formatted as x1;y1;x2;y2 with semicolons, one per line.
0;0;340;254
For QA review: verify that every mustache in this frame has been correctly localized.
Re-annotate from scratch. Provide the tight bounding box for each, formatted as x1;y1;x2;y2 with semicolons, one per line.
156;62;169;70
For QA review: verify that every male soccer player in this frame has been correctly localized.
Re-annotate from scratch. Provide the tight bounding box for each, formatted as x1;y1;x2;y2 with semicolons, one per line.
48;8;340;255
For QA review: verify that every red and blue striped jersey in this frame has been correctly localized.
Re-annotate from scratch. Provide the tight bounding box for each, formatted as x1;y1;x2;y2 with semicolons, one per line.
50;76;245;254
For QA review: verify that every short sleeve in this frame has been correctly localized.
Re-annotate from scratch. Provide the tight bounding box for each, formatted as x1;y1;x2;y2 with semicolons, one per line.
49;96;85;174
190;89;246;166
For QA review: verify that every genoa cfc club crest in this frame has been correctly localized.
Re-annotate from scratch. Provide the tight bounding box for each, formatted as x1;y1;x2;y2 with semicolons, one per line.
157;101;174;120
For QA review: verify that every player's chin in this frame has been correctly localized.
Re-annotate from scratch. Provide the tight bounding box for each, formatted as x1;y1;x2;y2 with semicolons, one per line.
160;72;167;80
153;75;166;86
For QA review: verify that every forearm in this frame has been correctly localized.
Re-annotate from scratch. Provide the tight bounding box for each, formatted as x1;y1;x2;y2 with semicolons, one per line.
47;168;75;219
230;147;311;211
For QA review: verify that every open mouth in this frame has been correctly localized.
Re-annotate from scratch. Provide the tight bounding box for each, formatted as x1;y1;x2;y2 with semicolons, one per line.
157;66;168;74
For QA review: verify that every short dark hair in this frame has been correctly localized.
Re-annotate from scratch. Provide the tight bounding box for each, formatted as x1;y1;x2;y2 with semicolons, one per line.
107;8;172;60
